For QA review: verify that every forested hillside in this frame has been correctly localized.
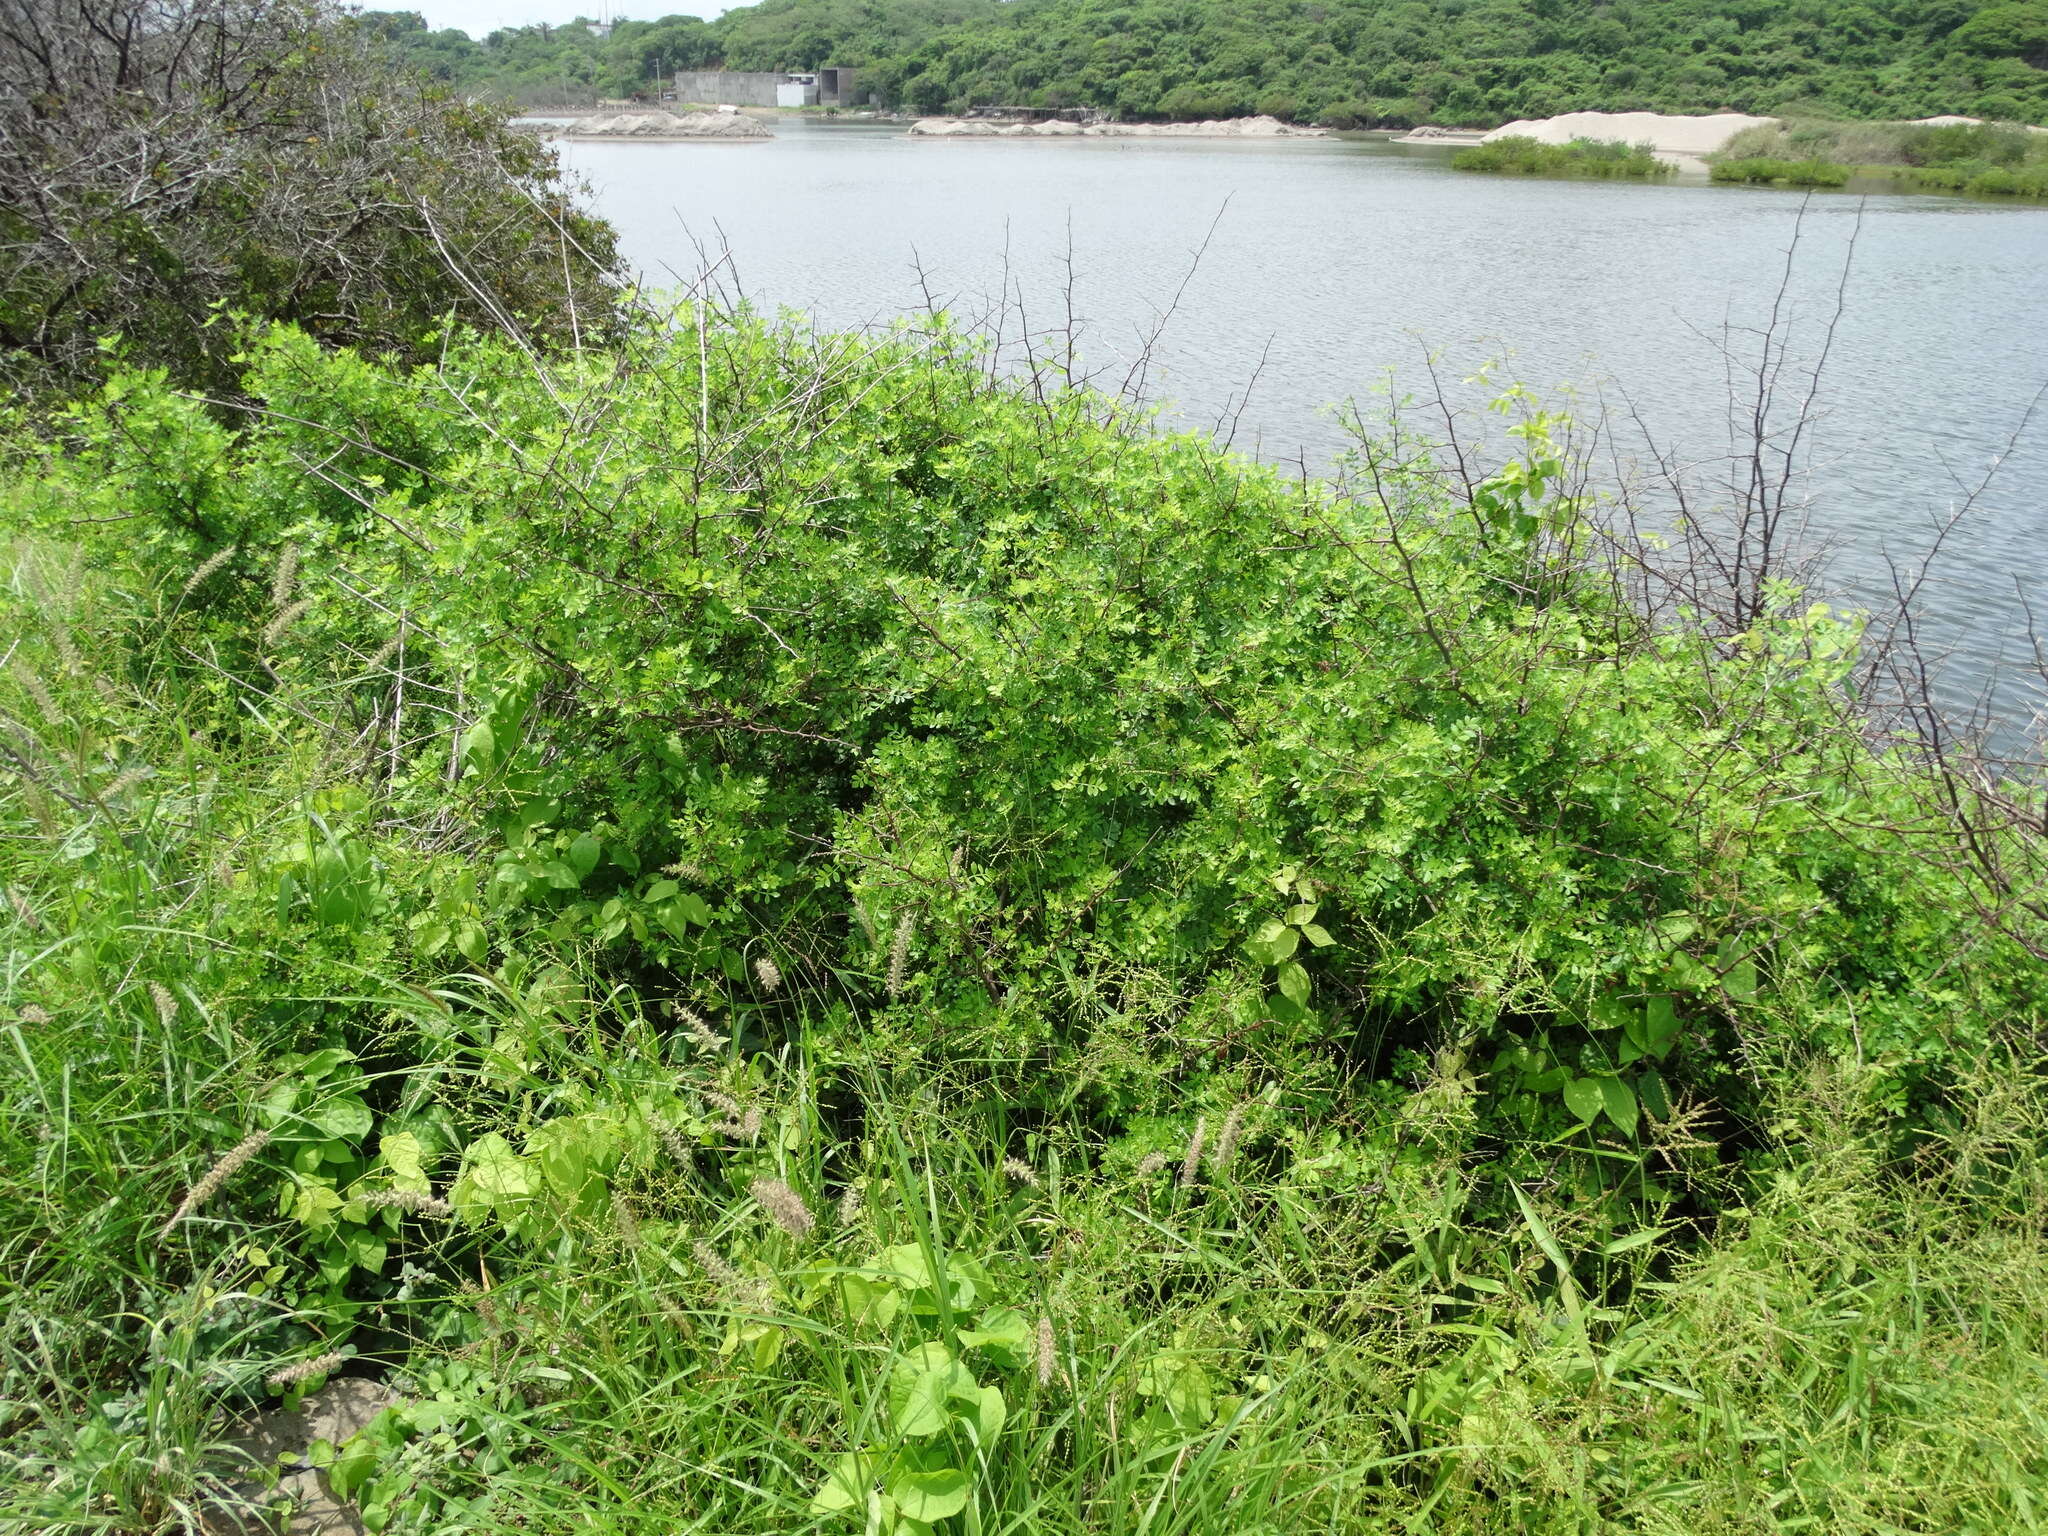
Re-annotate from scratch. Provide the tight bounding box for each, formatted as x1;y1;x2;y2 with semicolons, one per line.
367;0;2048;123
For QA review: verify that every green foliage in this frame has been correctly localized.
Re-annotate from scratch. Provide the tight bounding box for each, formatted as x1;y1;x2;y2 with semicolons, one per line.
385;0;2048;122
1451;136;1674;178
4;309;2048;1532
1710;155;1856;186
1718;113;2048;195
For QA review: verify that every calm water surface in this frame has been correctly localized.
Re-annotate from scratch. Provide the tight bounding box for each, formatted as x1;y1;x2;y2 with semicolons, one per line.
558;122;2048;730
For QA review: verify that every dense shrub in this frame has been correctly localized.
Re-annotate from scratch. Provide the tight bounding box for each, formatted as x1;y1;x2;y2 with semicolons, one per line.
0;0;623;405
5;308;2048;1530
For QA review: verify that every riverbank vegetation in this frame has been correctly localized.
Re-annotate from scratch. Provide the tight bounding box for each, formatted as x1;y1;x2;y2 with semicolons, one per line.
7;5;2048;1534
1716;115;2048;197
1451;136;1671;178
368;0;2048;126
1709;157;1855;188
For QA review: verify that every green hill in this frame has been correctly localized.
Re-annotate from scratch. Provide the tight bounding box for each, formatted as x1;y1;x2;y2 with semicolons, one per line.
369;0;2048;124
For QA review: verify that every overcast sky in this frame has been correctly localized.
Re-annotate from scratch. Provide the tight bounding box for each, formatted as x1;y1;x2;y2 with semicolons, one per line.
399;2;726;36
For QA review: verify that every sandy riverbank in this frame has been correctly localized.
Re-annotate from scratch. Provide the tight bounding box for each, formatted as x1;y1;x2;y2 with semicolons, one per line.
909;114;1325;139
559;109;770;141
1397;110;1775;169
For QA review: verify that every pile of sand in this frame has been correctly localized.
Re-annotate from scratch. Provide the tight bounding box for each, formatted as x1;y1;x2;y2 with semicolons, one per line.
1479;110;1775;156
568;110;769;140
910;114;1325;139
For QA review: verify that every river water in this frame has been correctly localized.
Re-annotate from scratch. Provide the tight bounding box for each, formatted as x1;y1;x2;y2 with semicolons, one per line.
557;121;2048;737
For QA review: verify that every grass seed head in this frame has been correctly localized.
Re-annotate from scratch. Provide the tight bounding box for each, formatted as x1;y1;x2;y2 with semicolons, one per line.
360;1188;454;1218
269;543;300;609
1180;1119;1208;1189
754;955;782;994
887;913;916;1000
262;596;312;650
161;1127;273;1236
180;544;238;599
265;1350;345;1392
148;982;177;1026
1210;1103;1247;1175
1136;1151;1169;1179
751;1177;815;1239
1003;1156;1041;1189
1035;1315;1059;1387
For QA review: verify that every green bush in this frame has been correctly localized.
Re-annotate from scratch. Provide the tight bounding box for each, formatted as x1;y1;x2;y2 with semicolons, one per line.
1452;136;1673;177
6;311;2048;1531
1710;155;1855;186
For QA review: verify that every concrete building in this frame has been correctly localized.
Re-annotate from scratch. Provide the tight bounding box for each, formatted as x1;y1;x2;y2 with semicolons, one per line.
674;67;860;109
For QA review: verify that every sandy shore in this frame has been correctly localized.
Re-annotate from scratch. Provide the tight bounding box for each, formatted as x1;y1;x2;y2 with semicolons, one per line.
1398;110;1775;169
560;109;770;141
909;114;1326;139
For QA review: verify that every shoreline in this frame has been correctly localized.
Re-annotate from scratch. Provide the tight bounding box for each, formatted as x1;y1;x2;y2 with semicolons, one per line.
907;113;1326;139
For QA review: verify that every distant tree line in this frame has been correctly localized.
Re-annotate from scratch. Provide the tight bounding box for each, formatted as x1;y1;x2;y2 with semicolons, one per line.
362;0;2048;124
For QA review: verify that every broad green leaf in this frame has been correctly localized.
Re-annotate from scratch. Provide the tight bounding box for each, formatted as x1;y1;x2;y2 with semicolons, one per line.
567;832;601;879
1562;1077;1603;1124
887;1450;970;1522
1644;994;1680;1049
341;1225;387;1274
460;719;495;772
956;1382;1006;1445
377;1131;425;1184
306;1097;373;1141
889;1343;964;1437
1598;1077;1638;1134
1638;1068;1672;1121
838;1272;903;1329
1299;922;1335;947
879;1244;936;1290
1723;957;1758;1003
811;1452;877;1515
1286;902;1319;926
1243;919;1289;964
1276;960;1310;1005
956;1305;1030;1367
